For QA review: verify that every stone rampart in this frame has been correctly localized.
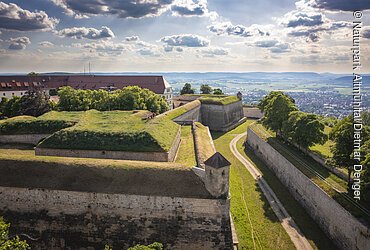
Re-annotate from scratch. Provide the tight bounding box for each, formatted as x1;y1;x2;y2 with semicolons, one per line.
0;134;51;145
247;127;370;250
0;186;233;249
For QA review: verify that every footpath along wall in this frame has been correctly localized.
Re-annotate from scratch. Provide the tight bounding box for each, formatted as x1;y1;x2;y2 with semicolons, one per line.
0;186;233;249
247;127;370;250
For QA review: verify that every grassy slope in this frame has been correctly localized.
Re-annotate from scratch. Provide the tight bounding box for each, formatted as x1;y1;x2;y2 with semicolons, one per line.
0;111;83;135
237;135;336;250
162;100;201;120
194;122;215;164
0;144;210;198
309;126;334;158
39;110;180;152
250;123;370;223
212;121;295;250
175;126;196;166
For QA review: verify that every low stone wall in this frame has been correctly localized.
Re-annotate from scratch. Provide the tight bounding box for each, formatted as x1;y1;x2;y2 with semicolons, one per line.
35;128;181;162
173;104;201;123
0;186;233;249
0;134;51;145
247;127;370;250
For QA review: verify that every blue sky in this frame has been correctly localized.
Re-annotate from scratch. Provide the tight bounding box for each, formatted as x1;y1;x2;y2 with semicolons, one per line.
0;0;369;73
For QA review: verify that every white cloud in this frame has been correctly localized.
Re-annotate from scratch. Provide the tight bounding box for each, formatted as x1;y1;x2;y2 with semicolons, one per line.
160;34;209;47
57;26;115;40
8;36;31;50
39;41;54;47
0;2;58;31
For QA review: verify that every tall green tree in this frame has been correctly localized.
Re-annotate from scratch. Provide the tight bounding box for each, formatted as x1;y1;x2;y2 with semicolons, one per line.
283;111;327;150
329;115;369;190
361;139;370;203
0;216;29;249
200;84;212;94
180;83;194;95
17;89;51;117
258;91;295;113
261;93;298;135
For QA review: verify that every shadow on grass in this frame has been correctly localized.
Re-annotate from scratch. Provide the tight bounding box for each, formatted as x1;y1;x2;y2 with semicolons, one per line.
0;143;34;150
210;131;227;140
254;180;280;223
243;143;337;250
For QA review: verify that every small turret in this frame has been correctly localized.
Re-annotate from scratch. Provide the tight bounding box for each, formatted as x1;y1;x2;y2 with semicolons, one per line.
237;91;242;100
204;152;231;198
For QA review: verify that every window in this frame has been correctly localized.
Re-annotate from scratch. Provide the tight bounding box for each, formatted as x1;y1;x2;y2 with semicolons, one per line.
20;92;23;95
2;93;5;96
12;93;14;95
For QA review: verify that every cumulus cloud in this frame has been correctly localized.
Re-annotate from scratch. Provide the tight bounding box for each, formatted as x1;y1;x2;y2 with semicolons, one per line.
208;22;270;37
282;12;324;28
171;0;208;16
57;26;115;40
0;2;58;31
253;39;290;53
306;0;370;11
51;0;174;19
39;41;54;47
8;36;31;50
125;36;139;42
73;40;131;56
200;46;228;57
160;34;209;47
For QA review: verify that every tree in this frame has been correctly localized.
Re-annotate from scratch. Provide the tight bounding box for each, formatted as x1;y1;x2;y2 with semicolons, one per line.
0;216;29;249
261;93;298;135
361;139;370;203
200;84;212;94
180;83;194;95
213;88;223;95
258;91;295;113
17;89;51;117
329;115;369;191
2;96;21;118
283;111;327;150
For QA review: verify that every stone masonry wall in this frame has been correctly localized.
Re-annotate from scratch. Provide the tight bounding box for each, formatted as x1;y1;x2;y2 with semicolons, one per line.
247;127;370;250
0;134;51;145
0;186;233;250
173;105;201;124
201;101;245;131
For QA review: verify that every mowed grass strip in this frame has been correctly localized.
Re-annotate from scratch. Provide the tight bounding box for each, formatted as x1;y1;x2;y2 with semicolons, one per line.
237;135;336;250
175;125;196;166
39;110;180;152
212;121;295;250
194;122;215;165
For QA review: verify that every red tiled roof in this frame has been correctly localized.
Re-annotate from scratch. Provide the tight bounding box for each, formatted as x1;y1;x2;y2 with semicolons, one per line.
0;75;170;94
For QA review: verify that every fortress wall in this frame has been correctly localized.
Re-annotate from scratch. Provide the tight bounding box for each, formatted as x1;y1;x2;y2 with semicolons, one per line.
0;134;51;145
201;101;245;131
242;107;263;119
35;127;181;162
246;127;370;250
0;186;233;250
173;104;201;123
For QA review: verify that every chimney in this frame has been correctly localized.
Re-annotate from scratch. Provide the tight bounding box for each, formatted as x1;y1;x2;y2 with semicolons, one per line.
204;152;231;199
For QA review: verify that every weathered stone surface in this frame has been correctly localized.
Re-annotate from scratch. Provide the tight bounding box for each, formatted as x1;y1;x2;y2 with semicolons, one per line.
0;187;233;250
247;128;370;250
0;134;51;145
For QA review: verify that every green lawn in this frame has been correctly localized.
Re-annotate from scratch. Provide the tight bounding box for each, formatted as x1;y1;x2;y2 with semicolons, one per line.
38;110;180;152
175;126;196;166
237;135;336;250
194;122;215;164
162;100;201;120
212;121;295;250
309;126;334;158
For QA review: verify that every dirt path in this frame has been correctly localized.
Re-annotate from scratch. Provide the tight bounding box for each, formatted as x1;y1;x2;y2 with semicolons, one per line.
230;132;313;250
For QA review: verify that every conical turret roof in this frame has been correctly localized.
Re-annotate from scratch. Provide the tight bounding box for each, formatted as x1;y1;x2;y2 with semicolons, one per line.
204;152;231;169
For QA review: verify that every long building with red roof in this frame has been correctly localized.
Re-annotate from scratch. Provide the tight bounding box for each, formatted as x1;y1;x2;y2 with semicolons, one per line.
0;74;173;107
